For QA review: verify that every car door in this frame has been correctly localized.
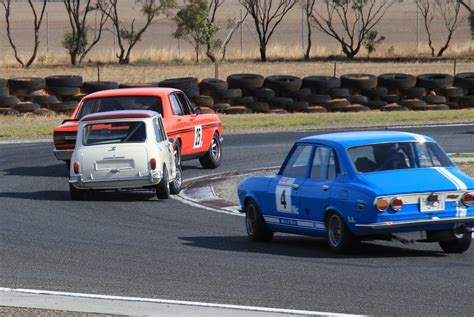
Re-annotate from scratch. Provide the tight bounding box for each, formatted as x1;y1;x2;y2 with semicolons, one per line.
174;92;204;155
153;117;175;177
265;144;314;228
298;145;339;232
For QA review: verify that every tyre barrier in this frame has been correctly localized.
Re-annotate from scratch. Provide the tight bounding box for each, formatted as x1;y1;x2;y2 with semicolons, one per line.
0;72;473;116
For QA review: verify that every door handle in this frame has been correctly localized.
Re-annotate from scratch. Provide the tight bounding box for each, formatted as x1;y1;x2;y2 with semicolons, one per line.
322;184;329;191
292;184;300;189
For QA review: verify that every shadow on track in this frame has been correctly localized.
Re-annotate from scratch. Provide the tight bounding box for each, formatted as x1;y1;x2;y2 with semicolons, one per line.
3;163;68;178
180;235;446;259
0;190;158;202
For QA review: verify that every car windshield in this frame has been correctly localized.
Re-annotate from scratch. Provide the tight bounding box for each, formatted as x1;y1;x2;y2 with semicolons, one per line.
348;141;453;173
83;121;146;145
76;96;163;119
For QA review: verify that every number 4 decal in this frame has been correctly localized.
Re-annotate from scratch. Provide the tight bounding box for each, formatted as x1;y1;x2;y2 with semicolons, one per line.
275;185;293;213
193;125;203;149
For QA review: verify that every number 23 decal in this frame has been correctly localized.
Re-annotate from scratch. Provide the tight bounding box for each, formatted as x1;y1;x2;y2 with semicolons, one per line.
193;125;203;149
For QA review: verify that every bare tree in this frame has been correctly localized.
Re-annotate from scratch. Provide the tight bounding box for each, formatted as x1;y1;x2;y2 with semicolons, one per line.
0;0;47;67
98;0;175;64
311;0;394;59
220;11;249;60
62;0;110;65
239;0;298;62
458;0;473;39
300;0;316;60
417;0;466;57
206;0;224;62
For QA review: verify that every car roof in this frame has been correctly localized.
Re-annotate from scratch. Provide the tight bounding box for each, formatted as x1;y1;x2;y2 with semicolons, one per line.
83;87;180;100
299;131;435;148
81;110;160;122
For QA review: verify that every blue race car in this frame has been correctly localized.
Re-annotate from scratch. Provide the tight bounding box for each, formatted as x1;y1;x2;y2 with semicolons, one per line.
238;131;474;253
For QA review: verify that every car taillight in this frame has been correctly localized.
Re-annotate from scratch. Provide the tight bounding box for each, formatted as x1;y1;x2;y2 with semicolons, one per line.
461;192;474;207
375;198;389;212
73;162;80;174
150;158;157;170
390;197;403;211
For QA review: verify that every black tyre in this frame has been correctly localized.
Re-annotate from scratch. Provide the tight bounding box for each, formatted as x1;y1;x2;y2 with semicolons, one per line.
454;73;474;91
403;87;426;99
47;86;81;97
31;94;59;105
363;100;387;110
347;95;369;104
458;96;474;108
46;75;83;87
199;133;222;169
159;77;198;90
210;103;231;113
381;104;409;112
439;87;464;99
227;73;264;90
381;94;400;103
439;233;471;253
328;88;350;98
174;140;182;167
326;212;359;253
183;87;200;98
286;101;309;113
8;77;45;91
416;73;454;90
247;102;270;113
422;95;447;104
308;94;331;105
82;81;119;94
192;95;214;107
378;73;416;90
305;106;327;113
212;88;242;101
340;104;370;112
324;99;350;112
170;165;183;195
289;88;312;101
362;87;388;100
156;166;170;200
229;96;254;106
401;99;427;109
49;101;78;113
245;199;273;242
199;78;228;95
270;97;293;109
302;76;341;93
341;74;377;91
264;75;302;97
248;87;276;102
119;82;159;89
14;102;40;113
0;78;7;88
69;183;85;201
0;96;20;107
224;106;252;114
0;87;9;97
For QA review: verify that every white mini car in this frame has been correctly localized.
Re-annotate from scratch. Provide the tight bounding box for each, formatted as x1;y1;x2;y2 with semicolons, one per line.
69;110;182;200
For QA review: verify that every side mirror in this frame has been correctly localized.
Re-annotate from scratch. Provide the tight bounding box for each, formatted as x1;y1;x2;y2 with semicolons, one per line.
194;108;202;115
62;118;78;124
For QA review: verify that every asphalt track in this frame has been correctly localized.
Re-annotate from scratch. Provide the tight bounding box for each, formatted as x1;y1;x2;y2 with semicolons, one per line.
1;124;474;315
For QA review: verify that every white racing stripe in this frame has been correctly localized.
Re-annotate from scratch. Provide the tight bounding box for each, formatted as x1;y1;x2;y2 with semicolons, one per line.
436;167;468;191
0;287;361;317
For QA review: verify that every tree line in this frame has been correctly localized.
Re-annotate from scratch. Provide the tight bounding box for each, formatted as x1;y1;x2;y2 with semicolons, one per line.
0;0;473;67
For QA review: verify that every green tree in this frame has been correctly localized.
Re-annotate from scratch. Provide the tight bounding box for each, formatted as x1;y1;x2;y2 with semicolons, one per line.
173;0;219;63
363;30;385;57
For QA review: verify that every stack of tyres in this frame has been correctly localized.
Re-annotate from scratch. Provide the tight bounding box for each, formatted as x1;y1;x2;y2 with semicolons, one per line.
0;77;20;115
7;77;46;115
46;75;83;114
159;77;199;99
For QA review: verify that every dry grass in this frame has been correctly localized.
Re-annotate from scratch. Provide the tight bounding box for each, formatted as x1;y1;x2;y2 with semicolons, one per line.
459;163;474;177
1;110;474;138
0;60;473;84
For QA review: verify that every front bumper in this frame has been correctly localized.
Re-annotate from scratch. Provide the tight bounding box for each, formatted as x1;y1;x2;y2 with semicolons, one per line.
356;216;474;231
54;149;73;161
70;171;162;190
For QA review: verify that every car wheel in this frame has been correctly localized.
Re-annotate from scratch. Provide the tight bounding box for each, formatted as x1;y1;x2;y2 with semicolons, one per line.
199;133;222;169
326;212;359;253
170;165;183;195
156;166;170;200
174;141;182;167
439;233;472;253
245;199;273;242
69;183;85;201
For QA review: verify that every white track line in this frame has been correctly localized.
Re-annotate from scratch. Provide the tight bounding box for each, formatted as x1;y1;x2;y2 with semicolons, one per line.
0;287;361;317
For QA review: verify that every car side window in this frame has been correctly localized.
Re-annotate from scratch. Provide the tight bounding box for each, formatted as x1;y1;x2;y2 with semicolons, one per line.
310;146;338;180
176;93;194;115
170;94;184;116
154;118;164;142
281;145;313;178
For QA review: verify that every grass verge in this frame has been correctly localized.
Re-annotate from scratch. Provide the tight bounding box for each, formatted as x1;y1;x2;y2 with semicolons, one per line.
1;110;474;138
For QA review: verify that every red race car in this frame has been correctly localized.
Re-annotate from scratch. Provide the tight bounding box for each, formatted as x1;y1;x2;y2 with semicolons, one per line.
53;88;223;169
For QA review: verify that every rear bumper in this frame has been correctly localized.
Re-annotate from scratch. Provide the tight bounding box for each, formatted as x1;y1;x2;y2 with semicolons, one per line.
356;216;474;231
70;171;161;190
54;149;73;161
